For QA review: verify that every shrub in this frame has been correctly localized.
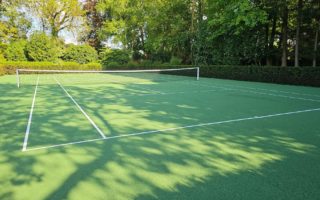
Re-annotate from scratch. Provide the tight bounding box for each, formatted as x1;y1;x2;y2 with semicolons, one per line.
4;40;27;61
63;44;98;64
100;49;130;66
26;32;58;62
170;56;182;65
0;53;6;62
0;63;5;75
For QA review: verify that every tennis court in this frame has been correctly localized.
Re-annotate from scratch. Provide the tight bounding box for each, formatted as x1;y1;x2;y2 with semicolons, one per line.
1;69;320;199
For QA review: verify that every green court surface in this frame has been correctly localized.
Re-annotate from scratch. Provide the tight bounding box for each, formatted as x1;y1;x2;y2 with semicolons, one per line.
1;72;320;200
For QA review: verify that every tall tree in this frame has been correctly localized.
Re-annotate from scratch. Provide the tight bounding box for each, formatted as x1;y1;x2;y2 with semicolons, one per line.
295;0;303;67
82;0;106;50
0;0;31;43
312;0;320;67
27;0;83;37
313;19;320;67
281;1;288;67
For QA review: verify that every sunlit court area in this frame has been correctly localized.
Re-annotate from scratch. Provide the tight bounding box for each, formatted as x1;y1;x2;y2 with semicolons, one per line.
1;0;320;199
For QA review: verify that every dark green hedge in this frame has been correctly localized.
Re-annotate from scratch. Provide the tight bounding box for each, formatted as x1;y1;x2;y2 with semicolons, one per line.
199;66;320;87
1;62;319;87
105;64;320;87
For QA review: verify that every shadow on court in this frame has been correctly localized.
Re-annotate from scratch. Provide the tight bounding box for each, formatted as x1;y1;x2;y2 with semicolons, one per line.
0;76;320;200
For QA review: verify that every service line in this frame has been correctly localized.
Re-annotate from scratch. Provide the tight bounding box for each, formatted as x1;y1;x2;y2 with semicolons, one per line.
25;107;320;152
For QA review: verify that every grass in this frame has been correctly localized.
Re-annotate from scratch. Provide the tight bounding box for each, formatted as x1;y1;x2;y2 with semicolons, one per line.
0;72;320;200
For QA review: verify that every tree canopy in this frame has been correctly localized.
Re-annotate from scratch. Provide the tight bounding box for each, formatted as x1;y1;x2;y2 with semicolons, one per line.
0;0;319;66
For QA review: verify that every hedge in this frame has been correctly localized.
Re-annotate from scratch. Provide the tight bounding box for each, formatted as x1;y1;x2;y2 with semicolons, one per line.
1;62;319;87
199;65;320;87
1;61;102;74
104;64;320;87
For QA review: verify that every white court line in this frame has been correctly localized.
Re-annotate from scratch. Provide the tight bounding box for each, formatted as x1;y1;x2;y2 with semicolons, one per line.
129;84;164;94
220;84;320;98
80;88;220;101
187;82;320;103
90;75;165;94
25;107;320;152
22;76;39;151
54;77;106;139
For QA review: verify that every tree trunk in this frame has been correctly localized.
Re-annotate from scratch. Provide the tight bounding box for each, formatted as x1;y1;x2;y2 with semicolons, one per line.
267;14;277;66
295;0;303;67
281;4;288;67
265;22;269;65
313;20;320;67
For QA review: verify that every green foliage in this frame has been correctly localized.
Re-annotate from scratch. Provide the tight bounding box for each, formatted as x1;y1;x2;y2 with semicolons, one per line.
170;56;182;65
208;0;267;37
0;0;319;68
2;61;102;74
200;66;320;87
0;0;31;43
63;44;98;64
0;63;5;75
0;53;6;62
102;64;320;87
25;32;58;62
4;40;27;61
27;0;84;37
100;49;130;66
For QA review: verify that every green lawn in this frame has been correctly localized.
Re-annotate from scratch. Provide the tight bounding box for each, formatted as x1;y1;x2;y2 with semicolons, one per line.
0;73;320;200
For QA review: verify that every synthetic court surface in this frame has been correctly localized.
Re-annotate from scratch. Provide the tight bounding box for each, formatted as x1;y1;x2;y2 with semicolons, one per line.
1;73;320;200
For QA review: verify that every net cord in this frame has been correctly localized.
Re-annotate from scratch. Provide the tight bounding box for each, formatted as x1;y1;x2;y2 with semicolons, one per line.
17;67;198;73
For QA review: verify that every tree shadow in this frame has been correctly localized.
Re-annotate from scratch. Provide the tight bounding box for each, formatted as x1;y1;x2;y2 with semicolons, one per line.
1;75;320;200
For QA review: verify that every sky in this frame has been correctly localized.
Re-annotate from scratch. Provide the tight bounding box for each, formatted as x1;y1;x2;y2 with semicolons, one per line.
30;16;79;44
28;11;121;48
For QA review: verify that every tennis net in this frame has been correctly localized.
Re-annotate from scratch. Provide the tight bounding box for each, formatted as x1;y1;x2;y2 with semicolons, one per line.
16;67;200;87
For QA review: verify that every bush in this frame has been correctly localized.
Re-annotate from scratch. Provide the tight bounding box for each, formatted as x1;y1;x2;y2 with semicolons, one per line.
100;49;130;66
170;56;182;65
0;63;5;75
63;44;98;64
26;32;58;62
0;53;6;62
4;40;27;61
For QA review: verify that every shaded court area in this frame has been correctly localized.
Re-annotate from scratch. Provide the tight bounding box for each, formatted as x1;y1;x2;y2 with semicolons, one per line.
0;73;320;200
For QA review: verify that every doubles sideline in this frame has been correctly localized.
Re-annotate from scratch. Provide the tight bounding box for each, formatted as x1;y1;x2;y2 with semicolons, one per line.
186;82;320;103
25;107;320;152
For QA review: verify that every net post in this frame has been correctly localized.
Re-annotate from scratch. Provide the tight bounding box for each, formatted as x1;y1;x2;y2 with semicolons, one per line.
196;67;200;80
16;69;20;88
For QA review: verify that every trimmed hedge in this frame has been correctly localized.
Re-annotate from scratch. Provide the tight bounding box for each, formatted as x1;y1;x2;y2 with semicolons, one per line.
1;61;102;74
200;66;320;87
105;64;320;87
1;62;319;87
